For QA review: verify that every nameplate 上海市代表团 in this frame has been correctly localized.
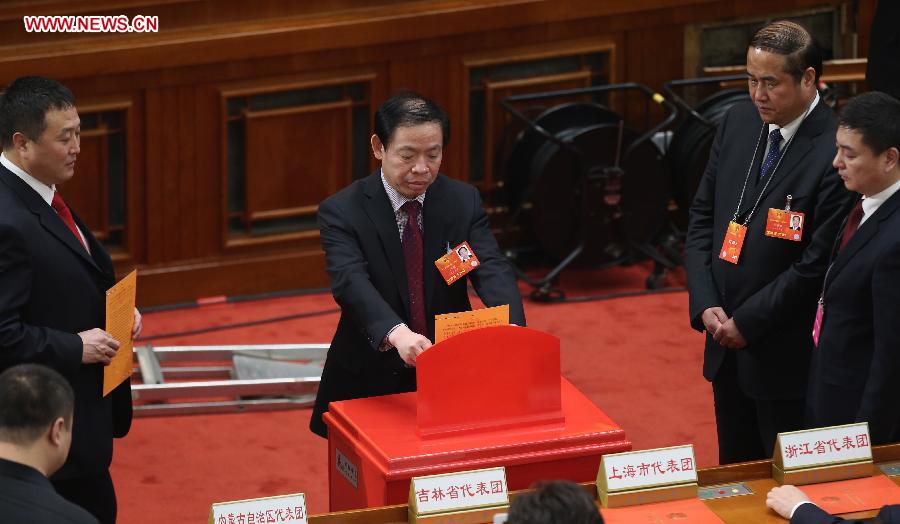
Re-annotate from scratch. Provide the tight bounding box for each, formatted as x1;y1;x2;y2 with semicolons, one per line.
597;445;698;507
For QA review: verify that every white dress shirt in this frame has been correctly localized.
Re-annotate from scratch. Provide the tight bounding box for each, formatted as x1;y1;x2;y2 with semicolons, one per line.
860;177;900;226
0;152;89;249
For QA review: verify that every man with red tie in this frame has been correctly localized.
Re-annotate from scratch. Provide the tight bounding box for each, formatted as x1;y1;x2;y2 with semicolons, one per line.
310;92;525;437
0;76;140;523
806;91;900;444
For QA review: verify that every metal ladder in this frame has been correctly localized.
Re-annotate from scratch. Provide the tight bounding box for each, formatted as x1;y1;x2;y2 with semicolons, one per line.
131;344;327;416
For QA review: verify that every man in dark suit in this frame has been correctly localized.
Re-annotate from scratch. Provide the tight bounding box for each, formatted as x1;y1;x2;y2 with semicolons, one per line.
866;0;900;100
767;484;900;523
0;364;99;524
806;92;900;444
685;21;851;464
310;92;525;437
0;77;139;523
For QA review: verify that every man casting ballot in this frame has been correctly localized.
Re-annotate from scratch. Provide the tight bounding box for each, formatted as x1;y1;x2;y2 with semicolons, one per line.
310;92;525;437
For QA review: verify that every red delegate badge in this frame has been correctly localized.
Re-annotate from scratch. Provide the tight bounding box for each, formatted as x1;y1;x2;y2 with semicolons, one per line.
719;221;747;264
765;208;805;242
435;241;480;285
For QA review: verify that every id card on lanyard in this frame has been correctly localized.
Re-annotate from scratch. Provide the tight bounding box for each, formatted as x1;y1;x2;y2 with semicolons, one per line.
765;195;805;242
719;221;747;264
720;118;803;265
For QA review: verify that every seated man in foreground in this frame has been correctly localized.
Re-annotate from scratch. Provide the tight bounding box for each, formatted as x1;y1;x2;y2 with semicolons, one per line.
0;364;99;523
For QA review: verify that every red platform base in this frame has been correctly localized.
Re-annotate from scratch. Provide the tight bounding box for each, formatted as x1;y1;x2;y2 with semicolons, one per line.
324;377;630;511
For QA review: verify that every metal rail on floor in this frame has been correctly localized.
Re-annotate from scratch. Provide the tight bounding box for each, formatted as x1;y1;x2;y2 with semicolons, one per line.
131;344;328;417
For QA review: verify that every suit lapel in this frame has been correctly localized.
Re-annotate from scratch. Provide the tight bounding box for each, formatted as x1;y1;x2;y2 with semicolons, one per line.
422;175;448;313
826;190;900;288
40;205;102;272
72;209;114;281
748;124;768;190
362;172;410;317
826;195;862;261
738;101;827;218
0;166;101;272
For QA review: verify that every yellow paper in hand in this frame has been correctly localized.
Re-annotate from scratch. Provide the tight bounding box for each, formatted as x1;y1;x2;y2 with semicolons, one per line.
434;304;509;343
103;270;137;396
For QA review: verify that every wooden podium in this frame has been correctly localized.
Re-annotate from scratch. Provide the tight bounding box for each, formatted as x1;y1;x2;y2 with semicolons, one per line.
323;326;631;511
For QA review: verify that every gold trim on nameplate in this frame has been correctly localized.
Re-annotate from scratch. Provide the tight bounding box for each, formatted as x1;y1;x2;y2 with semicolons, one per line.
599;483;698;509
773;461;874;486
409;505;509;524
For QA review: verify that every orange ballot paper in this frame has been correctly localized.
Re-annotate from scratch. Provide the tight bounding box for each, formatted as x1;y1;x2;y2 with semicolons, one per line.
103;270;137;396
434;304;509;343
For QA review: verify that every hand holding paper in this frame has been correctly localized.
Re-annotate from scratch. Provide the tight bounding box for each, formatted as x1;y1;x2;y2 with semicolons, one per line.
434;304;509;343
78;328;120;365
388;324;432;366
103;270;137;396
132;307;142;339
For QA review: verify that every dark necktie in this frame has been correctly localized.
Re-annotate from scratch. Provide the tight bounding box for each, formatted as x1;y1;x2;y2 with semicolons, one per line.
51;192;88;253
759;128;784;180
838;198;864;253
401;200;427;337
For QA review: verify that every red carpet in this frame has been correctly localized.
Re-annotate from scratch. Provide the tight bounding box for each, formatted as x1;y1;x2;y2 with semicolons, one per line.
111;263;716;523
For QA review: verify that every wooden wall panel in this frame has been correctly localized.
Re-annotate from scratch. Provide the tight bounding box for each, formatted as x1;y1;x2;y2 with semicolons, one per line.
143;88;165;266
125;93;147;264
244;103;352;217
389;54;464;179
160;88;182;262
176;85;199;260
0;0;859;305
64;134;105;232
192;84;221;257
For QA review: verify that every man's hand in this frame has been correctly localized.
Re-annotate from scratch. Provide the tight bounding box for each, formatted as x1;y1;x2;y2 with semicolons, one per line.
132;308;142;339
766;485;810;519
701;307;728;334
387;324;432;366
78;328;120;365
714;317;748;349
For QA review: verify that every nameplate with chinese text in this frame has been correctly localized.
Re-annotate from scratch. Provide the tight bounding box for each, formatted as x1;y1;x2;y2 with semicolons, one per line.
335;447;358;488
776;423;872;470
409;467;508;519
209;493;307;524
599;445;697;493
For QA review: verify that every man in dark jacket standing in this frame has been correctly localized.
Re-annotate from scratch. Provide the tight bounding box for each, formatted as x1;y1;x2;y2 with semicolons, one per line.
0;76;139;523
806;91;900;445
685;21;850;464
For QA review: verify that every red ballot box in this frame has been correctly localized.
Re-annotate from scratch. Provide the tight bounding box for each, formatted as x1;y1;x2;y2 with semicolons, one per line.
323;326;631;511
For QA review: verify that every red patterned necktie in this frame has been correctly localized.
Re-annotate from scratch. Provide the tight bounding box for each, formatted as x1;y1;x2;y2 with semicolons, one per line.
51;192;88;252
401;200;427;337
838;199;864;253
